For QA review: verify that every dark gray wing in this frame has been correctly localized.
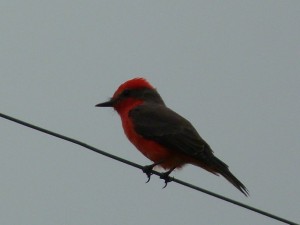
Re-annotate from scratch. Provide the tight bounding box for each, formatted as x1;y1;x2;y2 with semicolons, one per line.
129;103;215;161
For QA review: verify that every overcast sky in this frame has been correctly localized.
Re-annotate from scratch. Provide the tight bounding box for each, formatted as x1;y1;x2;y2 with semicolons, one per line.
0;1;299;225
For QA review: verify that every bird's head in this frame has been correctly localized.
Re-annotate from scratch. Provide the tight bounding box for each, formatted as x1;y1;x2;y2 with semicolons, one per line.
96;77;164;113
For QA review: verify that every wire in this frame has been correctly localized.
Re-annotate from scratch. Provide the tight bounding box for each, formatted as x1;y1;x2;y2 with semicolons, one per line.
0;112;298;225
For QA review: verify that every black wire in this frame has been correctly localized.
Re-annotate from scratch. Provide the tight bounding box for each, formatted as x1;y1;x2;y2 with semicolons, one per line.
0;112;298;225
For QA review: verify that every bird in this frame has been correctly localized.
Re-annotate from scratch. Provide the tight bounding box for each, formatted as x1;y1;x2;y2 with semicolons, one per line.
96;77;249;196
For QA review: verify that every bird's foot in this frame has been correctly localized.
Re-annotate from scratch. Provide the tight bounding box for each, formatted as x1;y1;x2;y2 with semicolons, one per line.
142;164;155;183
160;170;174;188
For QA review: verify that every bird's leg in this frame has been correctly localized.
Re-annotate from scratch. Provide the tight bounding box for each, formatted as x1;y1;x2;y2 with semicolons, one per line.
160;167;176;188
142;161;164;183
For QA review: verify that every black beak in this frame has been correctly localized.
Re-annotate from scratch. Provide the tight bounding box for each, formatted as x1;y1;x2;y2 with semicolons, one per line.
95;99;114;107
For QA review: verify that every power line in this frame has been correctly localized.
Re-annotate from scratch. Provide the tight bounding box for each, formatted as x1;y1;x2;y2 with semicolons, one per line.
0;112;298;225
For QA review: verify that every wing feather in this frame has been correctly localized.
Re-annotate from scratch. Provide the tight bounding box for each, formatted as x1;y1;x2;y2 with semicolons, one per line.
129;103;215;162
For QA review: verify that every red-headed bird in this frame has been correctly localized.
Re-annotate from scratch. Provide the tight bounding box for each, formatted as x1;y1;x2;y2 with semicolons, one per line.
96;78;249;196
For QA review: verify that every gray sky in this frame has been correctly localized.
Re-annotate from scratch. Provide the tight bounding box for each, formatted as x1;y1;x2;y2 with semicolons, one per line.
1;1;299;225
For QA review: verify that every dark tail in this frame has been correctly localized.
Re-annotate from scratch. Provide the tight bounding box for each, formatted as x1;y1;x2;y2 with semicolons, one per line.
212;156;249;197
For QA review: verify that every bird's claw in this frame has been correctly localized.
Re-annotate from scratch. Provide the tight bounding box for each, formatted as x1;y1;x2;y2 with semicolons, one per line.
160;172;173;189
143;164;174;187
142;165;154;183
145;174;151;183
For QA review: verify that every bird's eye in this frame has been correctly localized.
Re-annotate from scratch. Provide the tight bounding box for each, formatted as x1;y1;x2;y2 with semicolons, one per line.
122;89;131;97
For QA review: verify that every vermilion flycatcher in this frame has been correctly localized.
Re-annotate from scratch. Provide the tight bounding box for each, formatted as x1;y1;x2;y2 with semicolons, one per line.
96;78;248;196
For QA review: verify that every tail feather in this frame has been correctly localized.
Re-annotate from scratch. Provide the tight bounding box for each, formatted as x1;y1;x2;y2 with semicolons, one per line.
212;156;249;197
